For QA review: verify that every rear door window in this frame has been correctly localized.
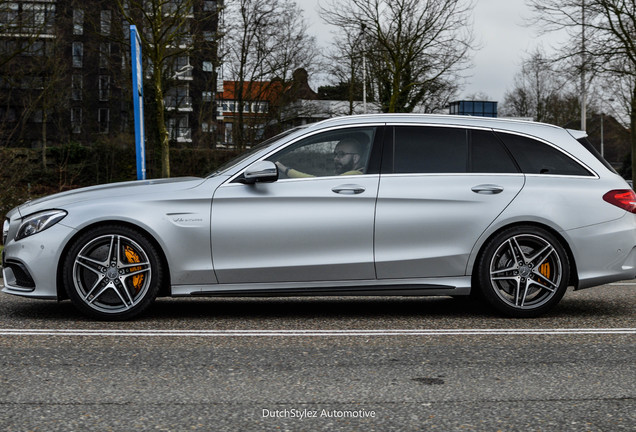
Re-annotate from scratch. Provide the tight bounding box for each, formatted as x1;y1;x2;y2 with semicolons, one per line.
470;129;519;173
393;126;467;173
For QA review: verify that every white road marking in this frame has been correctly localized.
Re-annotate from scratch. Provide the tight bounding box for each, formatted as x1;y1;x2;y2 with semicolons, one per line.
0;328;634;337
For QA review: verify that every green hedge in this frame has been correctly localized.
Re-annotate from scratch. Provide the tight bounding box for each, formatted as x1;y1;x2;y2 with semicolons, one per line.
0;143;242;217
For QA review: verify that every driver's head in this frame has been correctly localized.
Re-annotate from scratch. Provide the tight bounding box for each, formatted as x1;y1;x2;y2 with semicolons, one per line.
333;138;363;174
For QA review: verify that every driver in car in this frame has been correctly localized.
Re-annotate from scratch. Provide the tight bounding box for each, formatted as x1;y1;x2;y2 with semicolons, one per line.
275;137;366;178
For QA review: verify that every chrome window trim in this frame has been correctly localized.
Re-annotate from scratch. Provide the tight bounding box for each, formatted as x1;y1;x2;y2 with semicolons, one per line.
220;173;381;188
379;173;526;178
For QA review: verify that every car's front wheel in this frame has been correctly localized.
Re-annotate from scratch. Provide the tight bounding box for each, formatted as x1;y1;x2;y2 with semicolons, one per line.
477;226;570;318
63;225;163;320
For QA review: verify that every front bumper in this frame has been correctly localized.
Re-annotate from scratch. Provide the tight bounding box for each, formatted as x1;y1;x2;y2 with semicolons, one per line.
2;222;76;299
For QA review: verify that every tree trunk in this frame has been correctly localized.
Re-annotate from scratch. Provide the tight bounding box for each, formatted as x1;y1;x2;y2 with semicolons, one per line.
154;68;170;178
41;110;47;170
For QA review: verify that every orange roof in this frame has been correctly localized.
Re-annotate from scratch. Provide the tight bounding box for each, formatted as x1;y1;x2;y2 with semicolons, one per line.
218;80;284;102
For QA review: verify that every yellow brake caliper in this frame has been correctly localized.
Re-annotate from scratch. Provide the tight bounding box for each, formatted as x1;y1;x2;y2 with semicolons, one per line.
124;245;144;292
539;262;551;282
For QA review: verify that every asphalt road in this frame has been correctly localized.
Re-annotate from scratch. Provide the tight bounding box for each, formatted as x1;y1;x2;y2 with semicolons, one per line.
0;281;634;432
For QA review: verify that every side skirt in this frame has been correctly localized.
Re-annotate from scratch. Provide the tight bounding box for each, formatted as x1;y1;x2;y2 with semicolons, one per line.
171;277;472;298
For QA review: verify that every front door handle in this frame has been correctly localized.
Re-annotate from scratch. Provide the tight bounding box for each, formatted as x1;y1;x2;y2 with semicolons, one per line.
471;184;504;194
332;184;366;195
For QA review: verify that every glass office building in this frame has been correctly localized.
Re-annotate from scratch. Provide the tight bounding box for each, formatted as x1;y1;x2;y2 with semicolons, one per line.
449;100;498;117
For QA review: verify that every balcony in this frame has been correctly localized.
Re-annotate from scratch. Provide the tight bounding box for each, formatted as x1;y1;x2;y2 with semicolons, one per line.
164;96;193;111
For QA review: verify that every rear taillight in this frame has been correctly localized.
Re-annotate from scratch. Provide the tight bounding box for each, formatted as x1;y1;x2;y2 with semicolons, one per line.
603;189;636;213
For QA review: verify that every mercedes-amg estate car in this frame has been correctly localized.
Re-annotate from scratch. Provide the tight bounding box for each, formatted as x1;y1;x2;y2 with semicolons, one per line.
3;114;635;320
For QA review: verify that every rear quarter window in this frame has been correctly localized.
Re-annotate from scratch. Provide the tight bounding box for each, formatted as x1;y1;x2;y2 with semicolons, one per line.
495;132;593;176
576;136;617;173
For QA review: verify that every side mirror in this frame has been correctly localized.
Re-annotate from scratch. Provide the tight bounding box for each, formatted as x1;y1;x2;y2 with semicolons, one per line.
242;160;278;184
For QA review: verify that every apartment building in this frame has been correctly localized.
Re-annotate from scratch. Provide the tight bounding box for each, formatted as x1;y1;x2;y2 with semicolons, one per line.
0;0;221;149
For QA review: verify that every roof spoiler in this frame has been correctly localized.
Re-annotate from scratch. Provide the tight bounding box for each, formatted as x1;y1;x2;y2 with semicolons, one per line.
567;129;588;140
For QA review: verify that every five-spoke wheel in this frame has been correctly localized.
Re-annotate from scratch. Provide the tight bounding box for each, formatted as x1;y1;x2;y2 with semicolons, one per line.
477;226;569;317
63;225;163;320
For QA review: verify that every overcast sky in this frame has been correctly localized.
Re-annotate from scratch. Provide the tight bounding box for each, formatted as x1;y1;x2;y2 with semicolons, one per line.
295;0;566;103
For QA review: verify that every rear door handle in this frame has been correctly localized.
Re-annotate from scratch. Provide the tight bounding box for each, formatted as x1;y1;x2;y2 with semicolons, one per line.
471;184;504;194
332;184;366;195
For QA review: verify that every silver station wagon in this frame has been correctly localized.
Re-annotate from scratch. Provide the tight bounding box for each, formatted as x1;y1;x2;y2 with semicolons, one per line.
3;114;636;320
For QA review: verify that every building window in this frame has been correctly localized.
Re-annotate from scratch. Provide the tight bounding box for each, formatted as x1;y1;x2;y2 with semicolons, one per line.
24;40;45;56
203;1;216;12
0;107;17;122
100;10;111;35
165;85;192;109
202;91;212;102
449;100;498;118
120;111;129;133
20;76;43;89
31;110;43;123
98;108;109;133
123;20;130;40
0;3;19;29
166;0;192;15
72;42;83;68
254;101;268;113
99;43;111;69
73;9;83;35
71;107;82;133
121;51;129;70
202;122;216;133
71;75;82;100
167;115;191;141
172;56;192;79
98;75;110;101
224;122;232;144
23;3;55;33
202;61;213;72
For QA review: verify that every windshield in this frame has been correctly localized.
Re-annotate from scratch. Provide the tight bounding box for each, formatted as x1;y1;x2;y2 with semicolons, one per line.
207;126;306;177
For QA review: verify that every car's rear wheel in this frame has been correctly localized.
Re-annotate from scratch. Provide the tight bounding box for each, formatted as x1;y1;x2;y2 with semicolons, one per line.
63;225;162;320
477;226;569;318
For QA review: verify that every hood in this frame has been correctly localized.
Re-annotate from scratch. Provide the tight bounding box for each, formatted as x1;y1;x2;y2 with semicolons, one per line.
16;177;206;216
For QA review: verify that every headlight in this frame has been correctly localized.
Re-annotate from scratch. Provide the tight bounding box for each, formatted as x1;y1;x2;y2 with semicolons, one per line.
15;210;67;241
2;218;9;245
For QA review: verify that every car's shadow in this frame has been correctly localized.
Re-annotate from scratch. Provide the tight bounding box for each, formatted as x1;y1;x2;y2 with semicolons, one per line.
151;296;493;321
3;295;489;322
2;291;632;323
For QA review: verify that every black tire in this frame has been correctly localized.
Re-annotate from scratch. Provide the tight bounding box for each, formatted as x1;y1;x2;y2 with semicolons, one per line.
63;224;163;320
476;226;570;318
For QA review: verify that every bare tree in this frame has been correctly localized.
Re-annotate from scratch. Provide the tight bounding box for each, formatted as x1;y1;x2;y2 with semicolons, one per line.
500;49;580;125
116;0;211;178
0;0;54;68
28;41;70;168
223;0;319;148
528;0;636;179
321;0;475;113
321;27;369;114
0;1;69;167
